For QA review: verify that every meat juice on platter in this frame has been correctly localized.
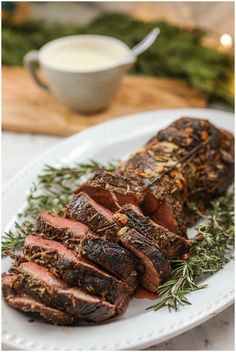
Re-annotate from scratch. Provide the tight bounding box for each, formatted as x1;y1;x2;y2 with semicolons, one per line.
133;287;160;300
2;118;234;325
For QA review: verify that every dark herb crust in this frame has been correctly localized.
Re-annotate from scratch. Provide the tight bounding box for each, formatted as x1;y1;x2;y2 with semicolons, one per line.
66;192;120;240
23;235;129;310
114;204;191;259
118;118;234;235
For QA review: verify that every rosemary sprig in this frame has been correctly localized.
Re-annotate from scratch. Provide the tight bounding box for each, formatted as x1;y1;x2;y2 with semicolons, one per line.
2;221;34;253
147;192;234;312
2;160;116;255
22;160;116;218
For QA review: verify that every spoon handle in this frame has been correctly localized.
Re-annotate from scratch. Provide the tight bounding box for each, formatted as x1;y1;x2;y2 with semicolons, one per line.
131;27;160;57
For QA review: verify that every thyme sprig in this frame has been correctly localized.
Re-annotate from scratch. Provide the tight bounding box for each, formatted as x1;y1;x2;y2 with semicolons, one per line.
2;160;116;255
147;192;234;311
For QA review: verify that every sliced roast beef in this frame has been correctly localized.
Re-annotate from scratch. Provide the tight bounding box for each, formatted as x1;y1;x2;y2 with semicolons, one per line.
2;274;77;326
34;214;138;293
75;171;145;212
114;204;191;259
81;237;140;293
3;117;233;327
10;262;116;322
66;192;120;240
35;220;138;293
117;228;171;292
23;235;129;311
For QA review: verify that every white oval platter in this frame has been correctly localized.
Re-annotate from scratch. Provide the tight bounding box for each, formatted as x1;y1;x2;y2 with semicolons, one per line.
2;108;234;351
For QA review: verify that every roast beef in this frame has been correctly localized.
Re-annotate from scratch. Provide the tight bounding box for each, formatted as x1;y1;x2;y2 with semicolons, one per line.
155;118;234;200
118;118;234;235
23;235;129;311
75;171;144;212
81;237;140;293
114;204;191;259
117;228;171;292
2;274;77;325
66;192;120;240
10;262;116;322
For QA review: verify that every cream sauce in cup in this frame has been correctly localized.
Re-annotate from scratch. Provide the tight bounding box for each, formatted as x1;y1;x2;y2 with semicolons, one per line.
46;44;125;70
24;35;135;112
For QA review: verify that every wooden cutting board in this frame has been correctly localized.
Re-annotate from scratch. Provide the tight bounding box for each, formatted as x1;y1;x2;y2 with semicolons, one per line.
2;67;207;137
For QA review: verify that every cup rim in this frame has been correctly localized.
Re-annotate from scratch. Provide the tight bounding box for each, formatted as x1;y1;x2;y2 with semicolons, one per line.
39;34;135;73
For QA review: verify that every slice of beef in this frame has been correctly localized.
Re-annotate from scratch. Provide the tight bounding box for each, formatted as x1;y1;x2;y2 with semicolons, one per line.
117;149;187;236
23;235;129;311
36;212;94;251
143;193;187;236
117;228;171;292
11;262;116;322
114;204;191;259
66;192;120;240
36;211;93;244
81;237;140;293
2;274;77;326
75;171;145;212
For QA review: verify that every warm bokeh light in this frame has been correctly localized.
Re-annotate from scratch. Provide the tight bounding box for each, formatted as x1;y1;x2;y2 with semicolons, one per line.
220;34;233;48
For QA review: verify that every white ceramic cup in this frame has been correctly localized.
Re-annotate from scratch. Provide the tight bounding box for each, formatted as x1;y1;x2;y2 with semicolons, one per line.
24;35;135;113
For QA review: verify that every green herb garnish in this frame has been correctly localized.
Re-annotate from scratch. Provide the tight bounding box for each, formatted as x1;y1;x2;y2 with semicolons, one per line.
147;192;234;311
2;160;116;255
